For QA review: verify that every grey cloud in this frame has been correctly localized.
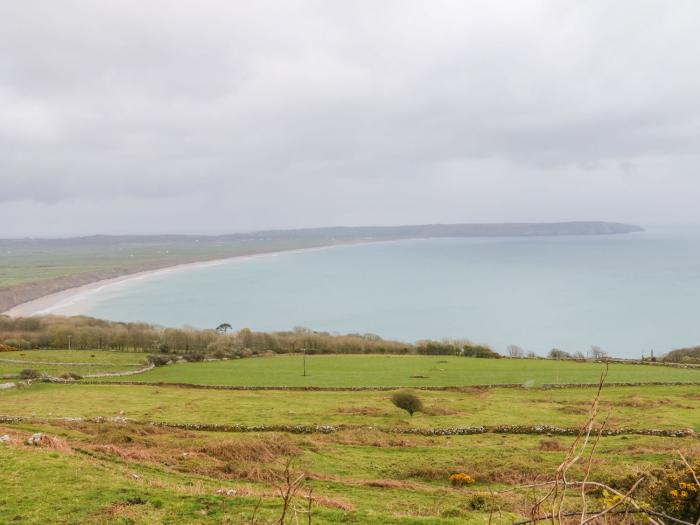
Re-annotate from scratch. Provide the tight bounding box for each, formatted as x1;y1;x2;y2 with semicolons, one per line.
1;1;700;235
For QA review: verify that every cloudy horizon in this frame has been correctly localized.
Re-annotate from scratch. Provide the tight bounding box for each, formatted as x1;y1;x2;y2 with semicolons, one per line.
2;1;700;237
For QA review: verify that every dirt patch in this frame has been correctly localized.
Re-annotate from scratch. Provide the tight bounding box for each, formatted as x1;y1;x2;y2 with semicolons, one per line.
537;439;565;451
336;406;388;416
610;396;674;409
556;405;589;415
422;405;466;416
363;479;418;489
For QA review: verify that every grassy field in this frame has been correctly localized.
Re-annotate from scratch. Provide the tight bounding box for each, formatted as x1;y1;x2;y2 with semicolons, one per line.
2;354;699;523
0;349;148;377
106;354;700;387
1;382;700;430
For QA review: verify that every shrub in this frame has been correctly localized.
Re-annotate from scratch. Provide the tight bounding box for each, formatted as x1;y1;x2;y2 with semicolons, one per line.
147;355;170;367
391;391;423;417
449;472;475;486
182;352;206;363
638;460;700;521
3;338;30;349
462;344;500;358
19;369;42;380
548;348;571;360
60;372;82;380
0;343;18;352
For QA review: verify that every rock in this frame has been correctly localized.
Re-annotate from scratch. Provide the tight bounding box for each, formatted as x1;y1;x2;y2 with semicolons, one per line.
0;382;16;390
26;433;43;446
0;434;11;443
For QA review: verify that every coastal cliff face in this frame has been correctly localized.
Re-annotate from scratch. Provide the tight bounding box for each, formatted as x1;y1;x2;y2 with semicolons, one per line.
0;221;642;314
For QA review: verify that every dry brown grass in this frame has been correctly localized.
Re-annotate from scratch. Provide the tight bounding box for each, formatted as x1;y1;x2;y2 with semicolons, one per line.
538;439;566;452
199;435;299;463
608;395;674;409
336;406;388;416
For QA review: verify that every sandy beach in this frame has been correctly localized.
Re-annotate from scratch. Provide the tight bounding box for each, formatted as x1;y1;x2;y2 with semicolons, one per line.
3;245;340;318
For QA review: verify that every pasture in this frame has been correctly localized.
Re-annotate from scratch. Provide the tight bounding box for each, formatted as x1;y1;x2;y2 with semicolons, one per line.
0;349;148;378
2;353;699;523
107;354;700;387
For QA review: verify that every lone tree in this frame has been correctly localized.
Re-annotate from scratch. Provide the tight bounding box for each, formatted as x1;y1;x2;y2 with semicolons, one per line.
507;344;525;358
548;348;570;360
589;345;608;360
216;323;232;335
391;391;423;417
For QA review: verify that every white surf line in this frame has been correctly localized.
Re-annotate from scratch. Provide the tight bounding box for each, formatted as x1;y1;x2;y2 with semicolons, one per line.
3;243;355;318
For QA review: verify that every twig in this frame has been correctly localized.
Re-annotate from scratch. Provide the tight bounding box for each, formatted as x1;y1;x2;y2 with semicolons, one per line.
515;507;693;525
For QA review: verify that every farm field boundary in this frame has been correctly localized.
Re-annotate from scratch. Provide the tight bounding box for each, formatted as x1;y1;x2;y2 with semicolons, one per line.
0;414;694;438
67;379;700;390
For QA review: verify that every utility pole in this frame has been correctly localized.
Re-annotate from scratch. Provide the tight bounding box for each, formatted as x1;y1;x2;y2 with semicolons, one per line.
68;335;72;351
303;348;307;377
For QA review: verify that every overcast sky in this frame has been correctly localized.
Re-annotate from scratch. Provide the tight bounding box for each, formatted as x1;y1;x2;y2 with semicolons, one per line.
1;1;699;237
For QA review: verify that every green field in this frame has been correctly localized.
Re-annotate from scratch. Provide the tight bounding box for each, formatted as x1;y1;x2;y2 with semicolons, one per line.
2;354;699;523
0;349;148;377
106;354;700;387
1;382;699;430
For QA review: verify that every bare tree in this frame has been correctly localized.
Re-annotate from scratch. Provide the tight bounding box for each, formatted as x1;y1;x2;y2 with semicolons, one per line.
589;345;607;360
507;344;525;358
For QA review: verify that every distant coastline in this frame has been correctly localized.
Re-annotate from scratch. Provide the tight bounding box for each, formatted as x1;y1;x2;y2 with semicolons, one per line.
0;221;643;316
3;245;345;317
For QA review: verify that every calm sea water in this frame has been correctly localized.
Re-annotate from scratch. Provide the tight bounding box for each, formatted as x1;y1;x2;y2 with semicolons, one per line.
83;227;700;358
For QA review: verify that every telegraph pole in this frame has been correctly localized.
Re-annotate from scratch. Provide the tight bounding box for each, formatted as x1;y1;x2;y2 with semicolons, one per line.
68;335;72;351
303;348;307;377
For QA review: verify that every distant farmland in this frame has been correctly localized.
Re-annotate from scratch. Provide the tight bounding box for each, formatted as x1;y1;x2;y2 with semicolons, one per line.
103;354;700;387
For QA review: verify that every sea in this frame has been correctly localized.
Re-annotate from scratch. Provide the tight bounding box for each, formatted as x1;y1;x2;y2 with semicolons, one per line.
80;226;700;358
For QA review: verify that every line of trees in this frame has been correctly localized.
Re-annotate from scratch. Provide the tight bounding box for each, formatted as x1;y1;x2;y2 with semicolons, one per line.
0;315;501;359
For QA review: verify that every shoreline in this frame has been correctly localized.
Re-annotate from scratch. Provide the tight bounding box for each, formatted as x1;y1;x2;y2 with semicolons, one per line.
2;244;347;318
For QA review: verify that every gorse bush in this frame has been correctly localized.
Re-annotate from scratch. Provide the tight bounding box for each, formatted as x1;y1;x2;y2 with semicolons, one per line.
449;473;475;486
642;460;700;521
391;391;423;417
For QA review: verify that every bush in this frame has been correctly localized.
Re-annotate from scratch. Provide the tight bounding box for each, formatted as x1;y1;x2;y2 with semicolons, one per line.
548;348;571;360
0;343;18;352
391;391;423;417
449;472;475;486
3;338;30;350
60;372;82;380
636;460;700;521
19;369;42;380
147;355;171;367
182;352;206;362
462;344;500;358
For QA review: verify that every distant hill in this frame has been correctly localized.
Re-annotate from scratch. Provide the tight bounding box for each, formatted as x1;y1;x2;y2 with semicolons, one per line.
0;221;642;313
